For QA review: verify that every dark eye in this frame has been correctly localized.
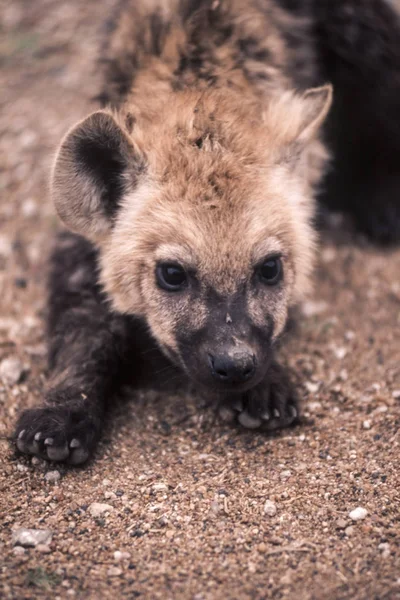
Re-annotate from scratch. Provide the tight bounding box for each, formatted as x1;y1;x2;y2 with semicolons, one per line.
156;263;187;291
259;257;282;285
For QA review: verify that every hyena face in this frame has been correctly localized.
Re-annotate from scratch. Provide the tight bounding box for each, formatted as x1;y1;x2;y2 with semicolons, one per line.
52;86;331;392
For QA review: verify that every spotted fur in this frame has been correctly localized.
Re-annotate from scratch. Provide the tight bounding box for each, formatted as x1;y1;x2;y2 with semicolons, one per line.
14;0;400;463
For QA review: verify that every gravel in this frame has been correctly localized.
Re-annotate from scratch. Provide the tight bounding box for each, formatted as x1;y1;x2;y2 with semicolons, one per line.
88;502;114;518
44;470;61;483
348;507;368;521
12;529;52;548
263;500;277;517
0;1;399;599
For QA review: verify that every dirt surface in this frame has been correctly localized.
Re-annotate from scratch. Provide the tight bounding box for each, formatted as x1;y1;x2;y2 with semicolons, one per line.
0;2;399;599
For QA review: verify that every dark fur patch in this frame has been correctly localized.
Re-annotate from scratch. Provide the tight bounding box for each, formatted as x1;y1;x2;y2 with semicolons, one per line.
74;134;127;218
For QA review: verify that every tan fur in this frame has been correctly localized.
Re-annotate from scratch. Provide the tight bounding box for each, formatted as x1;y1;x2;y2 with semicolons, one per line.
52;0;333;358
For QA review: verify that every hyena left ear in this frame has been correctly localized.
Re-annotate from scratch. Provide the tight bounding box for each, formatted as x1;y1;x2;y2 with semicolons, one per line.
296;84;333;143
52;111;145;240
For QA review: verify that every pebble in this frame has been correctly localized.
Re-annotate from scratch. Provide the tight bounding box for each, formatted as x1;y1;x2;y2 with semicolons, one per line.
349;507;368;521
107;567;122;577
362;420;371;430
88;502;114;518
152;483;168;493
305;381;320;394
45;470;61;483
12;528;52;548
36;544;52;553
333;346;347;360
336;518;347;529
280;470;291;480
378;542;391;559
114;550;131;561
104;491;117;500
264;500;277;517
344;526;354;536
0;357;25;385
392;390;400;400
16;464;29;473
32;457;47;469
13;546;26;556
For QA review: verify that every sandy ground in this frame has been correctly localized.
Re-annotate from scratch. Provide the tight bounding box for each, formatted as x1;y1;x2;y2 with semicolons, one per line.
0;1;399;599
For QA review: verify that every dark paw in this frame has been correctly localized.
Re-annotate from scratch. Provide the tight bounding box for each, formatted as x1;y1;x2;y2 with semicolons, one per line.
219;363;299;432
14;406;100;464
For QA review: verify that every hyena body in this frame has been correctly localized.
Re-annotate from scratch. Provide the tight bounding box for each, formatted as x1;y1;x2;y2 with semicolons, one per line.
15;0;400;464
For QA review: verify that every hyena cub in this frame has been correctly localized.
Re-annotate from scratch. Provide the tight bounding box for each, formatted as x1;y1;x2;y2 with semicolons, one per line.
15;0;400;464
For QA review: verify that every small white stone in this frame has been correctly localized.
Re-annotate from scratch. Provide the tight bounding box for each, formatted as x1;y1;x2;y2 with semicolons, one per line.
307;401;323;412
263;500;277;517
349;507;368;521
88;502;114;518
152;483;168;493
378;542;391;559
16;463;29;473
362;420;371;430
104;491;117;500
305;381;320;394
107;567;122;577
280;470;291;480
333;346;347;360
114;550;131;561
45;470;61;483
0;357;25;385
392;390;400;400
13;546;25;556
12;528;52;548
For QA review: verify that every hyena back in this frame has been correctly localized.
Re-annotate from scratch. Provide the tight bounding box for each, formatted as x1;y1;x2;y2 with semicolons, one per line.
14;0;400;463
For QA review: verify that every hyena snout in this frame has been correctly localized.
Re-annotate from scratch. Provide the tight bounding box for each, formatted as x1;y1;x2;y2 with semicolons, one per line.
208;348;256;384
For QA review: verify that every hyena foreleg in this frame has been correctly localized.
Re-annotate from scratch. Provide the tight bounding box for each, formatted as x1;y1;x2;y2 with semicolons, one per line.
14;233;130;464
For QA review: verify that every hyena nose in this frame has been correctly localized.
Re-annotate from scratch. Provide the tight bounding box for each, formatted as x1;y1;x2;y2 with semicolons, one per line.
209;351;256;384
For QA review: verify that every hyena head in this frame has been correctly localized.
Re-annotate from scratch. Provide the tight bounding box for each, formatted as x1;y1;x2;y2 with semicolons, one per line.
52;86;332;392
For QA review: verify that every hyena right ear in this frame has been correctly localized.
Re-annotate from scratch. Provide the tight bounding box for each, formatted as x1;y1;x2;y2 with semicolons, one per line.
52;111;145;240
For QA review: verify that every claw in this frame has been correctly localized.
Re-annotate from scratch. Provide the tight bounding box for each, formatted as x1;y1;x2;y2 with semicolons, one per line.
47;443;69;461
34;432;42;441
18;430;25;440
70;438;81;449
238;411;262;429
261;411;270;421
273;409;280;419
232;398;244;412
44;437;54;446
290;406;297;419
68;448;89;465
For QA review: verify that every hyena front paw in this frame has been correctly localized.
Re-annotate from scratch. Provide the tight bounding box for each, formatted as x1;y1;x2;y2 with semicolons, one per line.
219;363;299;432
14;406;100;464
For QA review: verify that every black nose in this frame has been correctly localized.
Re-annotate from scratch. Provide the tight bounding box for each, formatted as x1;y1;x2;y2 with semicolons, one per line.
209;351;256;384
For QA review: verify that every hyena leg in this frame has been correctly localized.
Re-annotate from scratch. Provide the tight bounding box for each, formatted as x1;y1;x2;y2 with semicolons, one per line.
14;233;129;464
219;362;299;432
314;0;400;243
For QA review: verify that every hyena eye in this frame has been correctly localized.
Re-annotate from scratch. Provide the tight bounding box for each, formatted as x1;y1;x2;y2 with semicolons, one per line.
156;263;187;291
259;257;283;285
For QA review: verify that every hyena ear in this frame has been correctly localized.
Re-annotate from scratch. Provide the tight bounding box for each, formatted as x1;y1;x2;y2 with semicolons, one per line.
52;111;145;240
268;84;333;154
296;85;333;143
